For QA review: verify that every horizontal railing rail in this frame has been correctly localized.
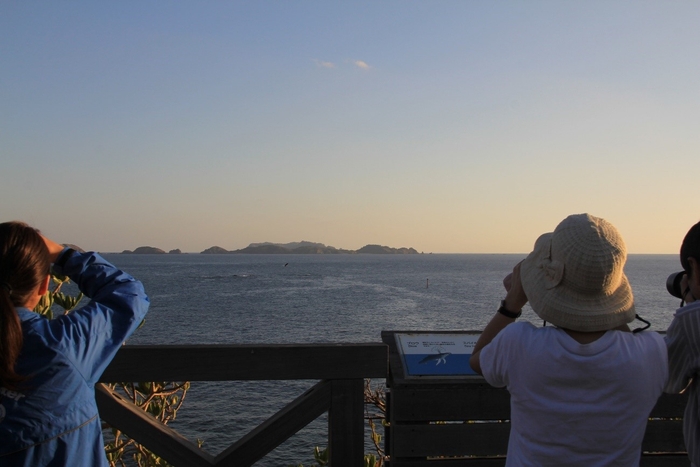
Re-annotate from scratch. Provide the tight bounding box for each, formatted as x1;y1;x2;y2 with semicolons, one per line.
96;343;389;467
385;382;690;466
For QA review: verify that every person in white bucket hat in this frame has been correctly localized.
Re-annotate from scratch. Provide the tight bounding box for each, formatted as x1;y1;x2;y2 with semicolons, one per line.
470;213;668;467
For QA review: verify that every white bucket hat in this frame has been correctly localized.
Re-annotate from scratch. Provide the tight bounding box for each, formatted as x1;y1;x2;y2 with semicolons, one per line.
520;213;635;332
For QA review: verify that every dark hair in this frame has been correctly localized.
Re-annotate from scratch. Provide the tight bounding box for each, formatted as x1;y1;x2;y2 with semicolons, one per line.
681;220;700;273
0;222;50;389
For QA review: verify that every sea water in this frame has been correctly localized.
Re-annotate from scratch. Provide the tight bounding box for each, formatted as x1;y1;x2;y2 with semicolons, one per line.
99;253;684;465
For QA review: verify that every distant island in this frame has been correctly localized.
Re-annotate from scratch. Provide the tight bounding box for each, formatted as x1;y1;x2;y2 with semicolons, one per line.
121;246;167;254
121;241;419;255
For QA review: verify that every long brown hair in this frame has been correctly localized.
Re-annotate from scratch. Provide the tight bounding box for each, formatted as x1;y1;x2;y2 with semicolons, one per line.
0;222;50;389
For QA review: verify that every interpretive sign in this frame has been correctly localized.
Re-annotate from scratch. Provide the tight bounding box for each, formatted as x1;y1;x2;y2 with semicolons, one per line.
394;332;480;377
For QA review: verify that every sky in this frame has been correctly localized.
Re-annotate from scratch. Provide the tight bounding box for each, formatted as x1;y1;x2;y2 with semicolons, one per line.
1;2;699;254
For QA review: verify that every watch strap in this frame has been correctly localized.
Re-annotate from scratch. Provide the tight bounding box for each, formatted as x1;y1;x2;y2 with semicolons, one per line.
497;300;522;319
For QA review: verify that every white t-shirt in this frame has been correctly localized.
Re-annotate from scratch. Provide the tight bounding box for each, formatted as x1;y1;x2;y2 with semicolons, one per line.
480;322;668;467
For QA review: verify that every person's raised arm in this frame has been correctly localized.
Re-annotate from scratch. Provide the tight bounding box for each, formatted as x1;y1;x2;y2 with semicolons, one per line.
470;262;528;375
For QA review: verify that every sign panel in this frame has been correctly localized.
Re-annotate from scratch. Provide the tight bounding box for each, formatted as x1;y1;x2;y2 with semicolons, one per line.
395;332;480;377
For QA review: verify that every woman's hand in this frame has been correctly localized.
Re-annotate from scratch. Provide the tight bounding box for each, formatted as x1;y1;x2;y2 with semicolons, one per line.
503;261;528;312
469;261;528;375
41;235;65;263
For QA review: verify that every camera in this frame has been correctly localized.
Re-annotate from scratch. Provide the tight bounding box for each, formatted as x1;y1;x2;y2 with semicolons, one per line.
667;271;688;299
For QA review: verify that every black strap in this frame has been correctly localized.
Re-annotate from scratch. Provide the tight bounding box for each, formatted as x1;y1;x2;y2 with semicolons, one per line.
632;314;651;333
497;300;522;319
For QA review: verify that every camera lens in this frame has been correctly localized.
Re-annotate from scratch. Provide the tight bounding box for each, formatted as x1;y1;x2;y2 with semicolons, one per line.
667;271;688;299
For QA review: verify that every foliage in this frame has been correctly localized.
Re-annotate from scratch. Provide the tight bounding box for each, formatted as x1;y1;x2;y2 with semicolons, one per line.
364;378;387;463
290;379;388;467
103;380;195;467
289;447;381;467
288;446;329;467
33;273;84;319
34;273;192;467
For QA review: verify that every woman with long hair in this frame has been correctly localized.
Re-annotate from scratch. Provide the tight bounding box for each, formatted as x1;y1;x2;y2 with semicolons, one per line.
0;221;149;466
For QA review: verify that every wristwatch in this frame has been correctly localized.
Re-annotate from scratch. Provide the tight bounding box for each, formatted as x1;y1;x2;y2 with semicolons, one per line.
497;300;522;319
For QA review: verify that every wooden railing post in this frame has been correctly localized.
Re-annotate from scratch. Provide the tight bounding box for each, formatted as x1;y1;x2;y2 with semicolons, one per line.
328;378;365;467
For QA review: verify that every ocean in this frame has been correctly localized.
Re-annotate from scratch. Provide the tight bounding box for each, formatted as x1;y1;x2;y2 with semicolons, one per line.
98;253;684;466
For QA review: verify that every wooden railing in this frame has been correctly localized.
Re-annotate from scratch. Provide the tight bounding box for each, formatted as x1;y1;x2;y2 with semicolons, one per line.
96;344;389;467
96;340;691;467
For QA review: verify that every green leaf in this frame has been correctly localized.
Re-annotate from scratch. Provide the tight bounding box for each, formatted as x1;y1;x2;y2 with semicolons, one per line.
313;446;329;465
33;293;54;318
53;291;84;312
51;273;70;285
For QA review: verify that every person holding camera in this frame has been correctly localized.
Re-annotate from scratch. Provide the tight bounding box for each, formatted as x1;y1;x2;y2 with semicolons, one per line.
0;221;149;466
665;220;700;467
469;214;668;466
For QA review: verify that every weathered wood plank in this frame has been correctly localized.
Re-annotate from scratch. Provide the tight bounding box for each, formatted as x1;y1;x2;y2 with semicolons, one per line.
643;420;687;453
100;344;388;382
388;420;687;462
329;379;365;467
387;459;505;467
640;454;691;466
387;455;689;467
650;392;688;418
391;423;510;458
214;380;331;467
389;384;686;423
96;384;215;467
389;384;510;422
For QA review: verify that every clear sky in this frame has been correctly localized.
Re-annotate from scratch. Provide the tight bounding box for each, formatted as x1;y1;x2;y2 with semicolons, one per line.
1;2;698;253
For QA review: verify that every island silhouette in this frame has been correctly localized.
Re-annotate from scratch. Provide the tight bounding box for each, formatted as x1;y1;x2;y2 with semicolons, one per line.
120;241;419;255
